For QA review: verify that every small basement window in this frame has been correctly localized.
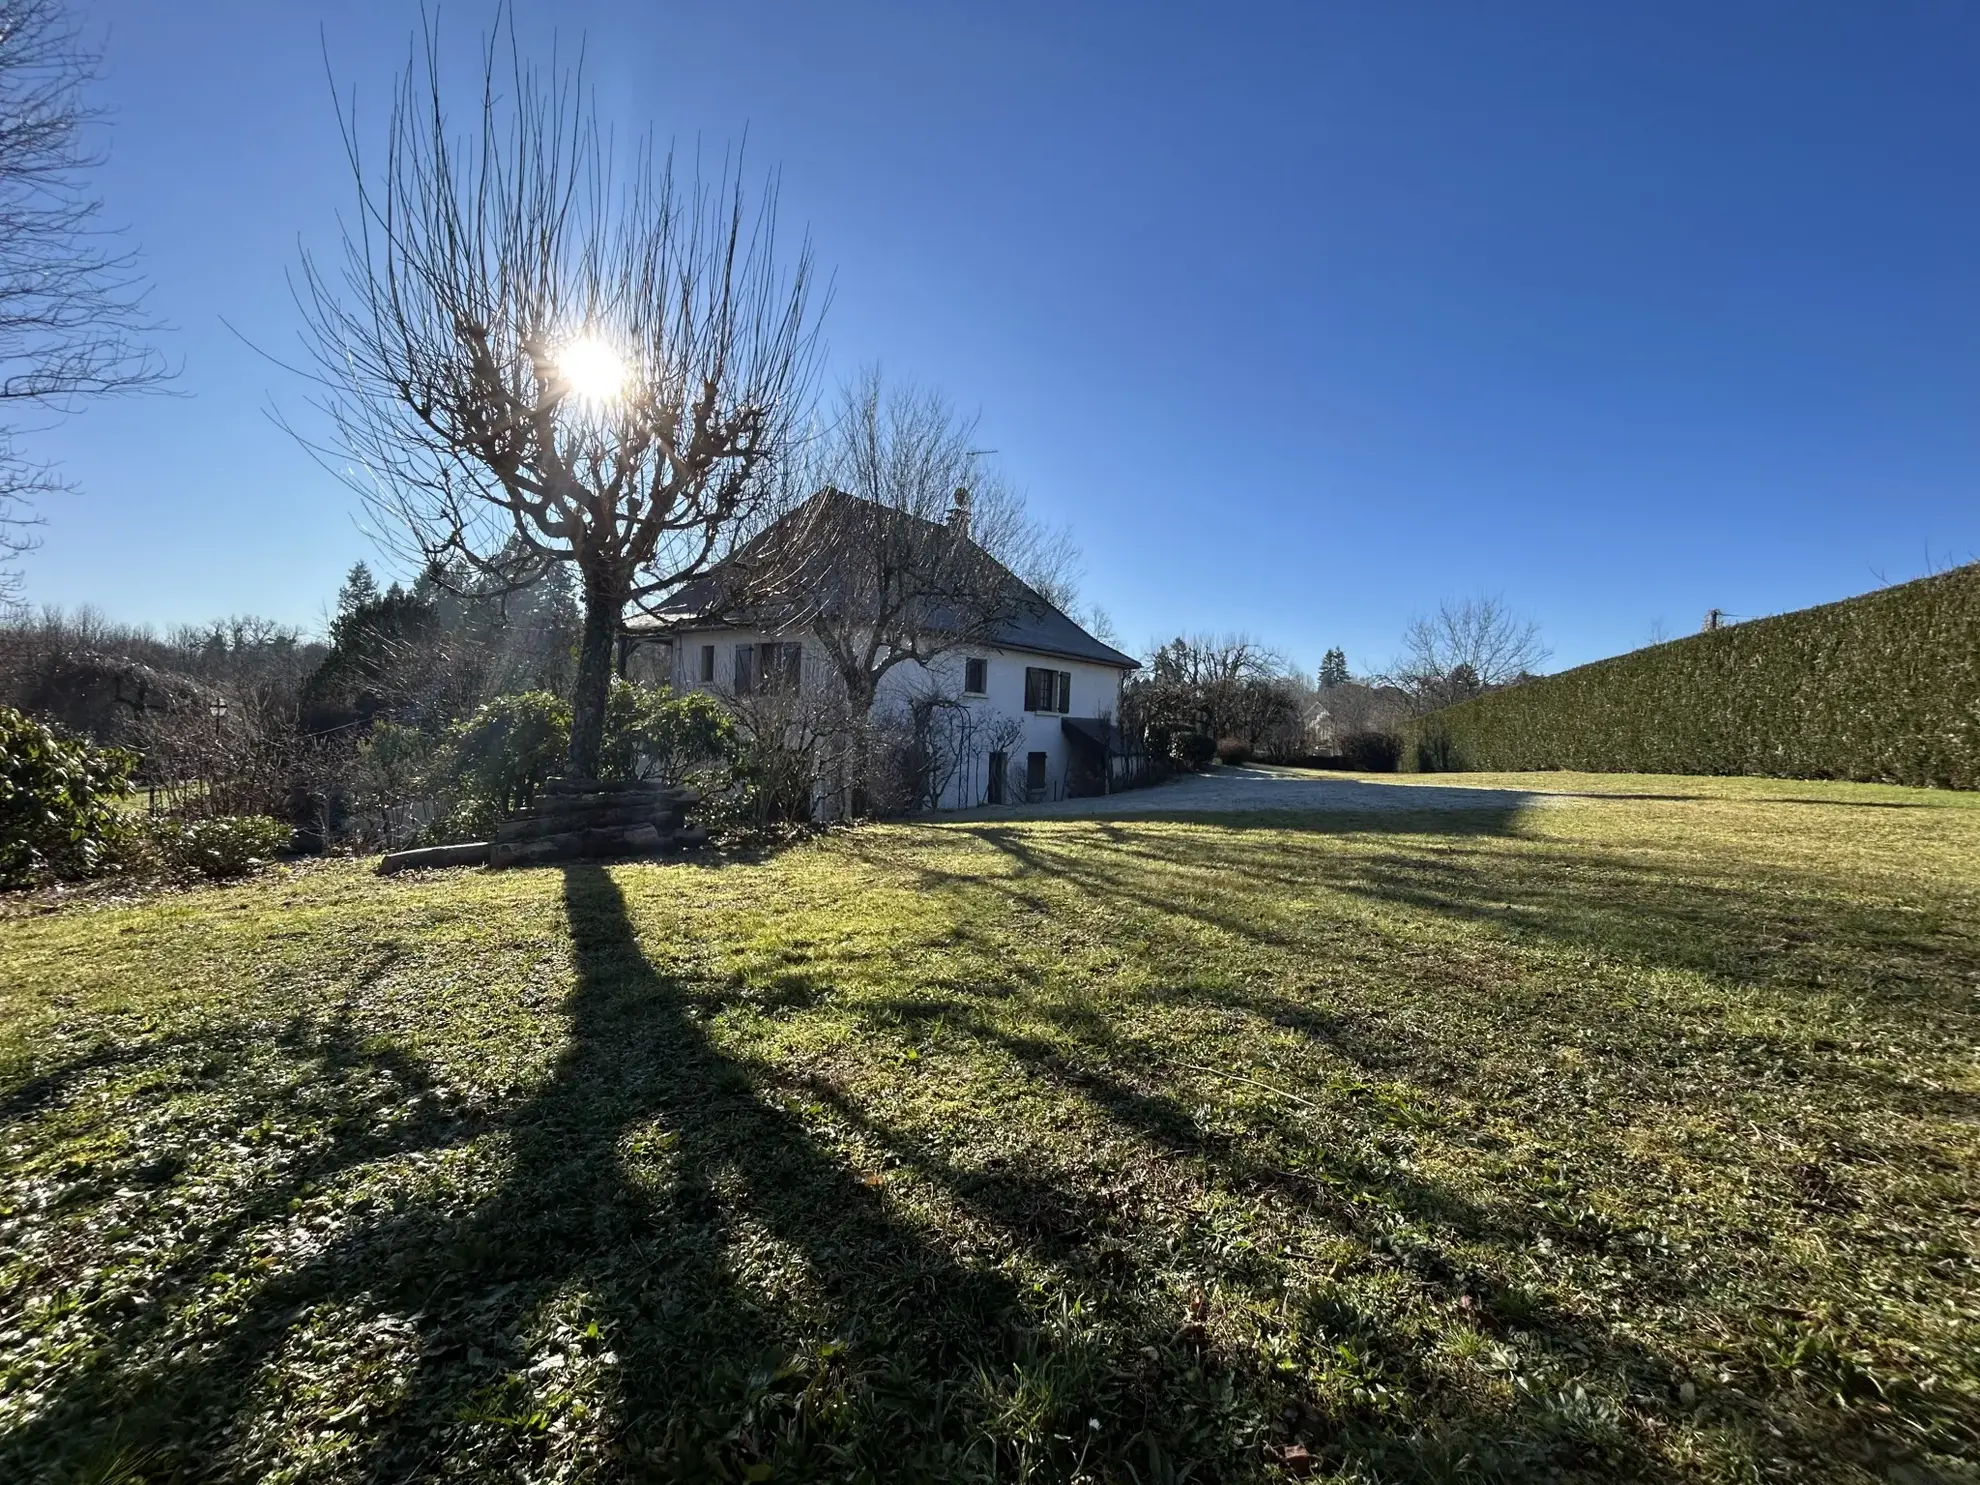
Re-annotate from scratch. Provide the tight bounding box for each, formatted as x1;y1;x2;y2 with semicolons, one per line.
1025;751;1048;794
964;656;988;695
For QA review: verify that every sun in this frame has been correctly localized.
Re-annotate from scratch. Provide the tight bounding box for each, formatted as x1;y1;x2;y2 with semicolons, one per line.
555;334;629;406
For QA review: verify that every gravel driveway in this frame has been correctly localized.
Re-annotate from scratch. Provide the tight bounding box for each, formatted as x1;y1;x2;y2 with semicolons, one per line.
963;765;1543;819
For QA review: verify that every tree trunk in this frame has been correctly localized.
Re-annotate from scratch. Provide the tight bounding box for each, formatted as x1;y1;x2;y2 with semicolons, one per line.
567;573;623;781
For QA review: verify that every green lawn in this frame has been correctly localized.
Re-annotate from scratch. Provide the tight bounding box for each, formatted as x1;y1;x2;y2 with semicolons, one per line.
2;773;1977;1483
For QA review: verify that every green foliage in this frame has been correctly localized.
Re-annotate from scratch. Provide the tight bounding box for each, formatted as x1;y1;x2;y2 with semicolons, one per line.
1319;646;1349;689
300;588;447;731
131;814;293;880
300;555;582;736
346;682;740;846
1403;563;1980;787
0;707;135;887
1339;729;1402;772
443;691;571;819
598;678;738;785
335;561;381;619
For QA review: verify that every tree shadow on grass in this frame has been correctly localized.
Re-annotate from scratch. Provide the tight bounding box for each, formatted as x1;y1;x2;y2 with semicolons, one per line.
7;846;1972;1482
785;991;1711;1481
956;813;1980;1036
2;868;1034;1483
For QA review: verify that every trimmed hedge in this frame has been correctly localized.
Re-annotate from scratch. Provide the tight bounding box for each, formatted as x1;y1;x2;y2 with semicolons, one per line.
1402;563;1980;789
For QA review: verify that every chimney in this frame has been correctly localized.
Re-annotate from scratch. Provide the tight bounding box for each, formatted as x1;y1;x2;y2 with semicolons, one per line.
947;485;972;541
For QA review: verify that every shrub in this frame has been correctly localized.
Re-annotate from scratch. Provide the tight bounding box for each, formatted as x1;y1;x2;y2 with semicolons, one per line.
443;691;571;820
1171;732;1216;770
1215;737;1253;765
134;814;293;880
599;679;738;785
0;707;136;887
1270;753;1349;771
1400;563;1980;788
1339;730;1403;772
348;721;441;848
1413;727;1465;773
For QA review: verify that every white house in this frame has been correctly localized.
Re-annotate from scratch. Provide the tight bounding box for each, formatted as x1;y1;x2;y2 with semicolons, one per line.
623;492;1140;810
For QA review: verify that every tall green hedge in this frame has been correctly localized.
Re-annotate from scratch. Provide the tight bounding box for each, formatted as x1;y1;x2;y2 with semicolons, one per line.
1402;563;1980;789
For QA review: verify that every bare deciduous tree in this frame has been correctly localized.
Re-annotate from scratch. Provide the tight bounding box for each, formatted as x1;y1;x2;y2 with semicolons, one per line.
1392;595;1549;710
733;368;1080;712
295;20;821;778
0;0;167;598
1123;632;1303;752
1148;632;1284;690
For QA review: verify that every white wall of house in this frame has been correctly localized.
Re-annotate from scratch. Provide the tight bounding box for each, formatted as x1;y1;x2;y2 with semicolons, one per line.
654;627;1128;810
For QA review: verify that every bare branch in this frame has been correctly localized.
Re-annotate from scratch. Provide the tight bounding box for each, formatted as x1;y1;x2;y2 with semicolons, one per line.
292;15;822;776
1389;594;1550;710
0;0;170;596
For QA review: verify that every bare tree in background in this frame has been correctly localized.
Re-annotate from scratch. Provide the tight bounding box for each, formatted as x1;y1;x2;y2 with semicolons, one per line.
732;368;1082;712
0;0;168;599
1122;632;1302;751
294;20;820;778
1392;595;1549;710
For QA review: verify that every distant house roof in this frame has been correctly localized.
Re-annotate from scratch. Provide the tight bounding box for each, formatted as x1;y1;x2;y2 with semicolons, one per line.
626;490;1140;671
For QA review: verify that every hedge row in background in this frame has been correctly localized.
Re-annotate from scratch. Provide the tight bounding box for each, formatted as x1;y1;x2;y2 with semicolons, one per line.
1403;563;1980;789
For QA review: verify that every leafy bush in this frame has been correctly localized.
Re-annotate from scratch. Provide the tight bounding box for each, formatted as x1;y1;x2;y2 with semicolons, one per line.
1171;732;1216;770
599;679;738;785
0;707;136;887
134;814;293;880
444;691;571;819
378;682;746;844
1214;737;1253;765
1339;730;1403;772
1401;563;1980;788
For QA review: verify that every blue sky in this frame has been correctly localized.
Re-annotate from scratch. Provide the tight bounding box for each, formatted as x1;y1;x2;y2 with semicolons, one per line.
20;1;1980;676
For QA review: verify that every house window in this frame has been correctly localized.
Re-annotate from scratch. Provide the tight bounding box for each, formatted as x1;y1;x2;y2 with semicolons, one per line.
963;657;988;696
699;644;715;684
1025;751;1048;795
734;641;802;696
1023;666;1071;713
765;642;803;694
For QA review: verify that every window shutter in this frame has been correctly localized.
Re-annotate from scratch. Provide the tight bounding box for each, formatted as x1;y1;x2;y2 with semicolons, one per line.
734;644;755;694
1057;671;1072;713
699;644;715;683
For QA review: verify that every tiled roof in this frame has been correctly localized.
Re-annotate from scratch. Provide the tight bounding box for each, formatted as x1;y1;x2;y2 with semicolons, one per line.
626;491;1140;671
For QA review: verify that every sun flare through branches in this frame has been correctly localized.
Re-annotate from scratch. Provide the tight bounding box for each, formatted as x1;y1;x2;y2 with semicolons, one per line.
554;334;630;408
